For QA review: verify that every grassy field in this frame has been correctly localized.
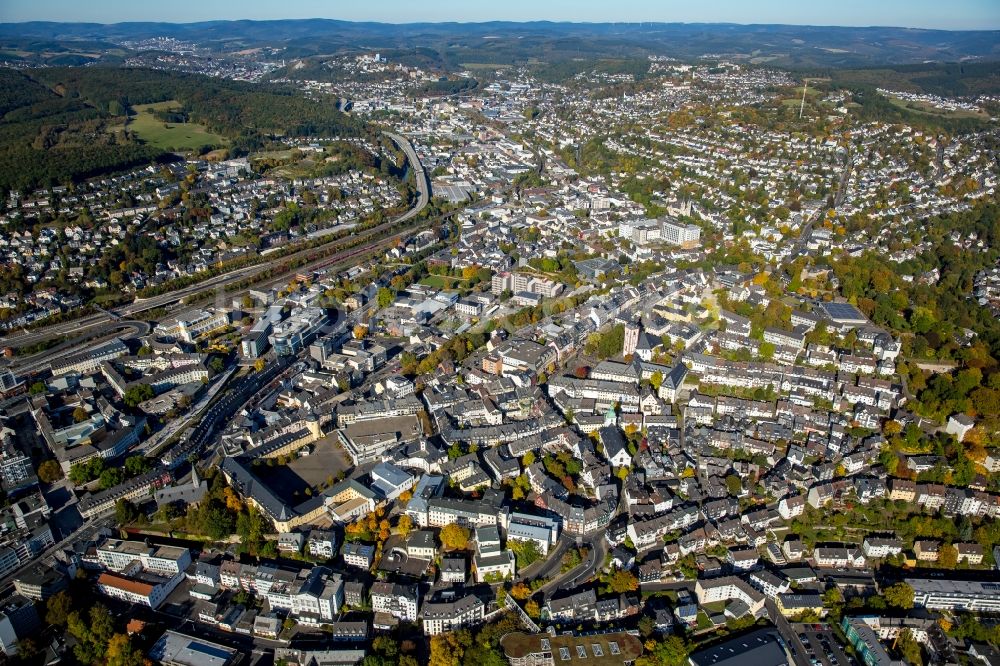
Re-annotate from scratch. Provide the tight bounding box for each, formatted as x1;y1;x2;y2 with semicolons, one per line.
783;85;822;99
128;100;226;152
269;161;319;179
420;274;469;290
780;84;825;109
887;95;987;121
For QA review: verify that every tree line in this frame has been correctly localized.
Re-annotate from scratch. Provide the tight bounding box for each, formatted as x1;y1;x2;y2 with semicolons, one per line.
0;65;372;196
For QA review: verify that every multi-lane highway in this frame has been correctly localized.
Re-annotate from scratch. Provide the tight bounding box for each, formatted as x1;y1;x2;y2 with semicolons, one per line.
4;320;151;373
385;131;431;222
0;130;433;354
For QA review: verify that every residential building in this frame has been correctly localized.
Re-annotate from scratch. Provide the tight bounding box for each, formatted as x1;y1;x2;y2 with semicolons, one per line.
661;219;701;248
862;537;904;560
342;542;375;569
695;577;766;617
840;618;905;666
307;531;338;560
421;591;485;635
371;582;419;622
96;571;182;610
775;592;825;618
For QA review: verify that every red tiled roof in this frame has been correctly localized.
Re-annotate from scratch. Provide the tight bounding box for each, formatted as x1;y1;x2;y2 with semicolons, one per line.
97;572;154;597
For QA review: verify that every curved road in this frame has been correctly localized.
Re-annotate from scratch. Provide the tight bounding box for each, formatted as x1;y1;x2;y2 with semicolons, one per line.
384;131;431;223
1;130;433;352
5;320;151;373
519;534;608;603
549;536;608;598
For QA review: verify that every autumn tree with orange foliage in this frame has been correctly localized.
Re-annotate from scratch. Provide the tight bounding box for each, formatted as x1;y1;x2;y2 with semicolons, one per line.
510;582;532;600
222;487;244;513
397;514;413;536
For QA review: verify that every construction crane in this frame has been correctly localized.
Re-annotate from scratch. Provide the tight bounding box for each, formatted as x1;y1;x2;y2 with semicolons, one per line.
799;80;808;120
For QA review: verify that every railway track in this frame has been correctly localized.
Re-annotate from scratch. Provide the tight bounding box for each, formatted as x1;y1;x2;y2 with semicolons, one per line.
1;131;434;352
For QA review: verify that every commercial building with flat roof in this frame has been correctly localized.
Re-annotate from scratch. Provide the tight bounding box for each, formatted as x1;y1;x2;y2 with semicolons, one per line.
50;337;128;375
501;630;643;666
907;577;1000;612
269;307;327;356
0;594;40;657
148;630;239;666
155;309;231;344
13;565;67;601
818;301;868;326
688;629;789;666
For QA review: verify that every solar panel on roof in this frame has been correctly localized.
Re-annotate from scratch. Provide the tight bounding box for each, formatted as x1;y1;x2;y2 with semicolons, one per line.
820;302;866;321
186;641;234;660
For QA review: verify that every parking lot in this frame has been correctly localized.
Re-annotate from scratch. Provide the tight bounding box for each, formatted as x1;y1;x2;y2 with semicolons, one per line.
793;623;855;666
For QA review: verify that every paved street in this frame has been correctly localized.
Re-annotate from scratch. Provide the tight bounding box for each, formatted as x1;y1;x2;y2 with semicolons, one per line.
765;599;813;666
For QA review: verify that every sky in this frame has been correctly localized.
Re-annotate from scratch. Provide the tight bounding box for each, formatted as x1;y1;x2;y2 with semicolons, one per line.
2;0;999;30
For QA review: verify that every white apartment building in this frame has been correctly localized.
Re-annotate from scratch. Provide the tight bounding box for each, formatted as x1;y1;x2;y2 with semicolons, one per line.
371;582;419;622
96;571;182;610
342;542;375;569
421;593;485;635
908;578;1000;612
97;539;192;576
265;569;343;622
661;219;701;247
695;577;765;616
861;537;904;559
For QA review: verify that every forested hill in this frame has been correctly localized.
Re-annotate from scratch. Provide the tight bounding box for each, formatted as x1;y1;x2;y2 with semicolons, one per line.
0;67;366;195
1;20;998;68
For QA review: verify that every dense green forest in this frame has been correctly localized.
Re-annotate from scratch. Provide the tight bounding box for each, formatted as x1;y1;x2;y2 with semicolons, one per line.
406;77;479;97
824;61;1000;98
0;66;367;194
0;69;166;195
828;201;1000;435
0;69;58;116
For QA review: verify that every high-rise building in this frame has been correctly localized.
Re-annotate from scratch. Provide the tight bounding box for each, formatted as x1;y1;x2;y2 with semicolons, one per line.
269;307;328;356
661;219;701;248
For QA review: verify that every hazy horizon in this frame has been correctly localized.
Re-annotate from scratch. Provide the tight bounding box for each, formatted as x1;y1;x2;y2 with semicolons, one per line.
2;0;999;31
